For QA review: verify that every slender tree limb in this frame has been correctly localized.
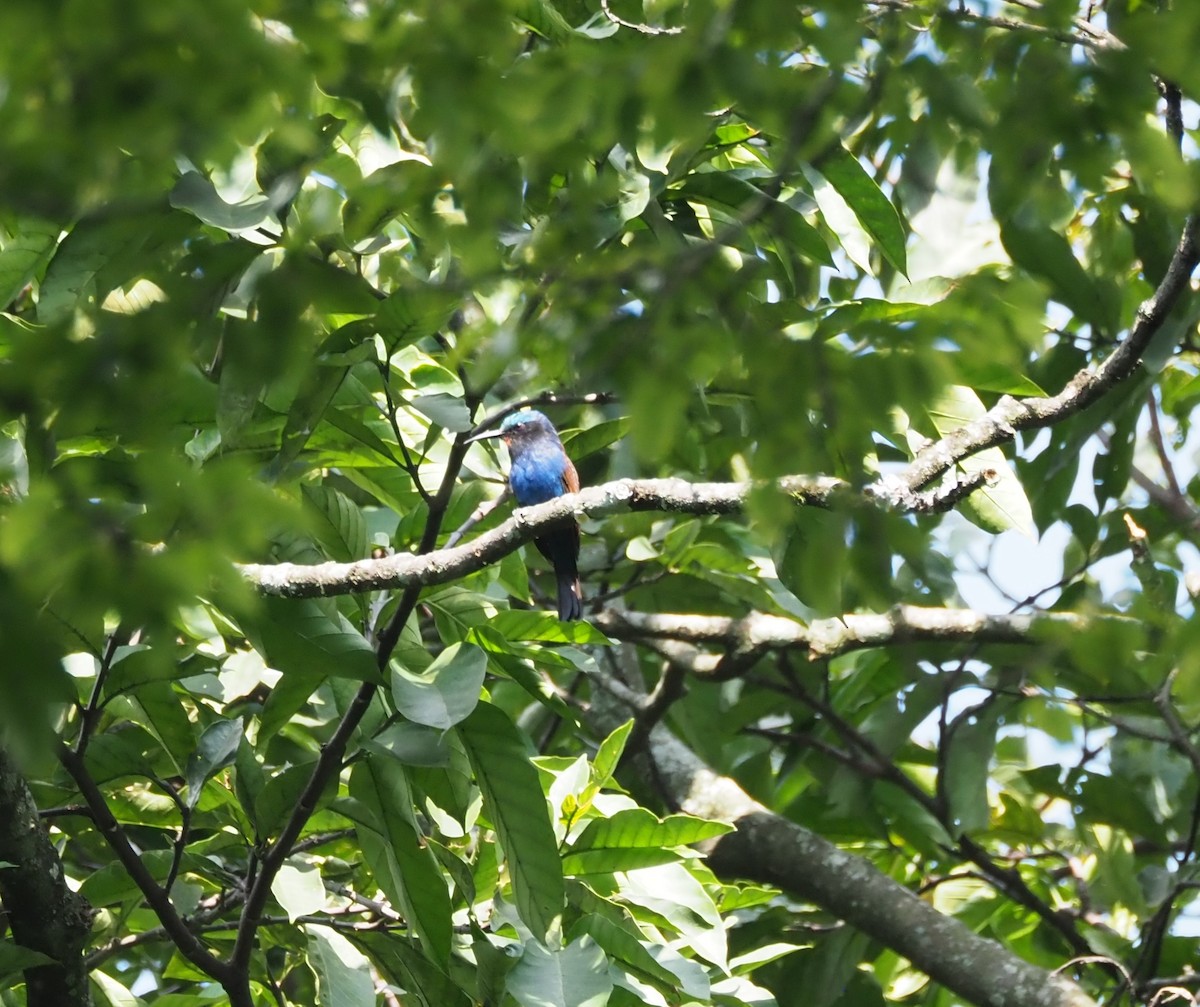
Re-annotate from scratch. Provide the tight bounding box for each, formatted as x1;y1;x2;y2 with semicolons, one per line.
56;744;236;988
230;420;482;1000
587;673;1100;1007
238;195;1199;604
465;391;619;441
1101;429;1200;530
765;656;1092;956
0;746;95;1007
902;214;1200;491
75;628;126;758
599;0;684;35
237;199;1200;603
865;0;1123;51
240;475;845;598
596;605;1108;668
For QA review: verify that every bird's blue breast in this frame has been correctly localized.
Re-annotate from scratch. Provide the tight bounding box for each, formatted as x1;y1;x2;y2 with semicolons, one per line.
509;441;568;505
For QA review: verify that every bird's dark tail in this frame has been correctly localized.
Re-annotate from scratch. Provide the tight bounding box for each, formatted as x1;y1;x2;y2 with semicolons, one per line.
556;569;583;621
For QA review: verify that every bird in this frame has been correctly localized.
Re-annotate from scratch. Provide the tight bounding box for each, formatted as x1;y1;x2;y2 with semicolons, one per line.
466;409;583;621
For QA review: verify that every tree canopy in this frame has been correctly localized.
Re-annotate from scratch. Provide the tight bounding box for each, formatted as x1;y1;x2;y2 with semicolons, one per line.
2;2;1200;1006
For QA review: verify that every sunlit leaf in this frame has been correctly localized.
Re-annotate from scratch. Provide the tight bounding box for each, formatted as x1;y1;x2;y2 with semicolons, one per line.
306;924;375;1007
0;218;58;307
272;860;325;922
506;937;612;1007
391;642;486;730
169;171;277;232
926;385;1036;537
184;717;242;810
457;702;565;941
818;145;908;276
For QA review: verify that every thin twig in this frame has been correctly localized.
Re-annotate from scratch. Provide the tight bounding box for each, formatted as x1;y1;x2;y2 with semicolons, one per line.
599;0;684;35
230;393;484;1000
75;628;126;757
58;744;235;987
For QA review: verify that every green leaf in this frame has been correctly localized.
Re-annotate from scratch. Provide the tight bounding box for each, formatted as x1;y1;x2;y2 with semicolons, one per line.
341;159;435;247
592;720;634;787
102;647;180;697
0;939;56;988
302;483;368;561
254;762;329;840
506;937;613;1007
82;728;156;784
323;407;401;466
412;392;472;432
999;219;1116;331
350;932;472;1007
617;862;725;969
234;739;265;832
184;718;242;810
120;681;195;773
272;860;326;922
375;287;458;350
37;208;191;324
0;218;58;307
214;324;266;447
729;941;808;973
374;721;454;767
578;915;681;992
169;171;276;232
675;172;833;266
391;642;486;730
803;163;874;274
91;970;146;1007
256;673;324;753
574;808;733;850
561;417;630;459
351;746;453;964
269;366;348;477
251;597;380;682
485;610;609;644
618;166;652;222
562;808;731;875
818;145;908;275
457;702;565;941
925;386;1035;537
306;924;375;1007
949;360;1047;397
777;509;848;614
943;701;1009;837
562;846;683;875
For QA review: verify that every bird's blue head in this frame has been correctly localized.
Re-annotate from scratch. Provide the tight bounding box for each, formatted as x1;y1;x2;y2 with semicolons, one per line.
500;409;554;437
467;409;562;449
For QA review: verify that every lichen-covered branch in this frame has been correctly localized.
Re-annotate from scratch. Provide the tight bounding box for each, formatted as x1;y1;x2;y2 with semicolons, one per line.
237;200;1200;605
240;476;845;598
587;675;1100;1007
900;214;1200;491
596;605;1105;673
0;746;94;1007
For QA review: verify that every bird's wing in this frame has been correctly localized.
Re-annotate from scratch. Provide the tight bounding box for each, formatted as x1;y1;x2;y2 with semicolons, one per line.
562;458;580;495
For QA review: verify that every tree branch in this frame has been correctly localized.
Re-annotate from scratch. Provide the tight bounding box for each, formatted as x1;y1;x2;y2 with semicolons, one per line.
230;421;483;998
238;198;1200;605
901;213;1200;491
240;475;845;598
596;605;1107;669
865;0;1123;52
587;672;1099;1007
57;744;236;988
0;746;95;1007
